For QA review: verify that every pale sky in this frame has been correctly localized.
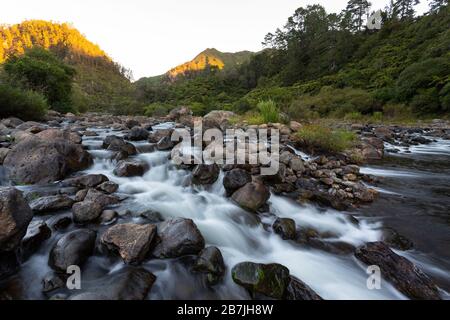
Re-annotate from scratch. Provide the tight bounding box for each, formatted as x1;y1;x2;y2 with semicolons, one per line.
0;0;429;79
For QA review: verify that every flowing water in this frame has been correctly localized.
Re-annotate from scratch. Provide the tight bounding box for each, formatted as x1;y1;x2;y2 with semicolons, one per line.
3;125;450;300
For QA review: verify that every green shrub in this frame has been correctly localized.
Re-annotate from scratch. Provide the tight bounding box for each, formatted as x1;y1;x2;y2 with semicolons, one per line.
0;83;48;120
344;111;363;121
257;100;279;123
297;124;357;153
190;102;208;116
144;103;171;117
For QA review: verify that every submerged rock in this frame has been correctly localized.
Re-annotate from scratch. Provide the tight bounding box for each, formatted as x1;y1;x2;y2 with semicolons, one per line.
231;262;290;299
101;223;157;264
0;187;33;252
49;229;97;272
231;182;270;212
192;164;220;185
355;242;441;300
153;218;205;258
193;246;226;285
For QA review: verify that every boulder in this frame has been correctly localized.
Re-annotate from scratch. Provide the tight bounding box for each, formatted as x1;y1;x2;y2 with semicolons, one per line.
101;223;157;264
99;210;118;225
62;174;109;189
29;195;75;213
354;242;441;300
97;181;119;194
49;229;97;272
148;129;173;143
125;119;140;129
83;189;120;207
231;182;270;212
153;218;205;258
36;129;82;144
3;136;93;185
285;276;322;300
203;110;235;130
168;106;192;121
193;246;226;285
223;169;252;196
42;271;65;293
1;117;24;128
0;187;33;251
103;135;137;156
113;159;149;177
126;126;149;141
192;164;220;185
231;262;290;299
273;218;296;240
72;201;104;224
0;148;10;165
20;220;51;260
156;136;175;151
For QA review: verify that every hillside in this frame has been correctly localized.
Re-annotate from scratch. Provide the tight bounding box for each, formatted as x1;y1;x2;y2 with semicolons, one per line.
167;48;253;79
0;20;133;112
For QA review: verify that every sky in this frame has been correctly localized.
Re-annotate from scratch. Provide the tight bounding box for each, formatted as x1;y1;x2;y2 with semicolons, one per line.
0;0;430;79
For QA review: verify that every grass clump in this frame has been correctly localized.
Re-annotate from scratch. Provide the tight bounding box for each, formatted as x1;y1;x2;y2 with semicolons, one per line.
257;100;279;123
298;124;357;153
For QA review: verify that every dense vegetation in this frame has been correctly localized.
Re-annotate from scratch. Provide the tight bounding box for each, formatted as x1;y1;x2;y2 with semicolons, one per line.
136;1;450;120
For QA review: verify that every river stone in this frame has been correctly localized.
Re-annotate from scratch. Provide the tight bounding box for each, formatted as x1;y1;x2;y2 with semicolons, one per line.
192;164;220;185
3;136;93;185
113;159;149;177
69;267;156;300
354;242;441;300
101;223;157;264
223;169;252;196
231;182;270;212
382;227;414;251
273;218;296;240
153;218;205;258
103;135;137;156
83;189;120;207
193;246;226;285
156;136;175;150
148;129;173;143
62;174;109;189
20;220;52;260
49;229;97;272
231;262;290;299
29;195;75;213
36;129;82;144
72;201;104;224
42;271;65;293
125;119;140;129
0;187;33;251
0;148;10;165
285;276;322;300
1;117;24;128
202;110;235;130
99;210;118;225
126;126;149;141
97;181;119;194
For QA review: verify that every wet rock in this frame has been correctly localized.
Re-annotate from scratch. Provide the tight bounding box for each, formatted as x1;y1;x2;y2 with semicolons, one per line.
36;129;82;144
29;195;75;213
49;229;97;272
42;271;65;293
83;189;120;207
113;159;149;177
153;218;205;258
126;126;149;141
99;210;118;225
0;251;20;280
62;174;109;189
70;267;156;300
361;137;384;161
231;182;270;212
382;227;414;251
192;164;220;185
125;119;140;129
193;246;226;285
0;148;10;164
138;210;164;222
223;169;252;196
0;187;33;251
285;276;322;300
231;262;290;299
101;223;157;264
148;129;173;143
72;201;104;224
47;215;72;231
354;242;441;300
103;135;137;156
74;189;88;202
20;220;51;260
156;136;175;150
3;136;93;184
97;181;119;194
273;218;296;240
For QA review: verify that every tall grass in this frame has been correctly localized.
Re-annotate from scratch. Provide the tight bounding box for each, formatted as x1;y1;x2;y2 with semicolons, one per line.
298;124;357;153
257;100;279;123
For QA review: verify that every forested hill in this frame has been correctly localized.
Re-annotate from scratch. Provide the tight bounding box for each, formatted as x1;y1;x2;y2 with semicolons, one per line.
0;20;134;112
136;2;450;119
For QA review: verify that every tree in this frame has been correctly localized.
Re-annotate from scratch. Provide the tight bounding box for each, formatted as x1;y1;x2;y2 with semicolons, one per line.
428;0;449;12
4;47;76;113
345;0;372;32
392;0;420;20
